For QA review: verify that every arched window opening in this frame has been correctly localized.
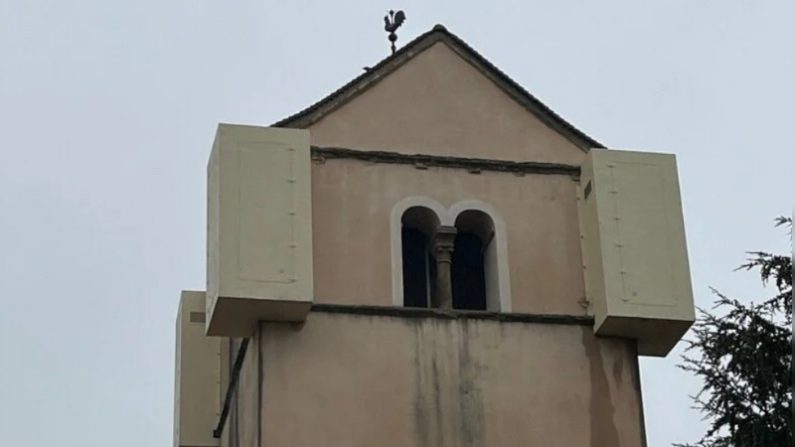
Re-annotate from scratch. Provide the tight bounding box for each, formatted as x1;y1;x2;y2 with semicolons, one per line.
402;227;429;307
452;210;497;311
452;232;486;310
401;207;440;308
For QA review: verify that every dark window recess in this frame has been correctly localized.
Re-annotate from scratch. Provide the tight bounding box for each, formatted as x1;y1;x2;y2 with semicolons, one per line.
428;248;438;306
402;227;429;307
452;232;487;310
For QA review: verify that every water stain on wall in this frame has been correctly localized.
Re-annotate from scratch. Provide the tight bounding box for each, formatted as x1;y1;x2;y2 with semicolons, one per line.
581;326;621;447
413;319;485;447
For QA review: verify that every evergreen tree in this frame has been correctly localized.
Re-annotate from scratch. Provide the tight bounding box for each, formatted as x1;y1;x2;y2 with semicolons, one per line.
677;217;792;446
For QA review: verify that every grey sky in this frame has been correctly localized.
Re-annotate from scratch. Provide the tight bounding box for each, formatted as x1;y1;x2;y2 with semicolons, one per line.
1;1;792;446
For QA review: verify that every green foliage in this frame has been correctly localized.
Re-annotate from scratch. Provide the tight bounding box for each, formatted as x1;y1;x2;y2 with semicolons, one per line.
677;217;792;447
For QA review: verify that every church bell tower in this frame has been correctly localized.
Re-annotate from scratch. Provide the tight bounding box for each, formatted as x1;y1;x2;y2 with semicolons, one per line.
173;24;694;447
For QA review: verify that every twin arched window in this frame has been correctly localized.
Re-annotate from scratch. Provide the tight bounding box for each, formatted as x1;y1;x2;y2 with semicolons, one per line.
400;206;498;311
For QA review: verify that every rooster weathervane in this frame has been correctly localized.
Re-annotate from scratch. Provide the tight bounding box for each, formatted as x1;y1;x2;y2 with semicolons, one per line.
384;10;406;54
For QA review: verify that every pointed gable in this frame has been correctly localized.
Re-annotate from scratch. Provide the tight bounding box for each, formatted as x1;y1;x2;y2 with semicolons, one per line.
276;26;603;165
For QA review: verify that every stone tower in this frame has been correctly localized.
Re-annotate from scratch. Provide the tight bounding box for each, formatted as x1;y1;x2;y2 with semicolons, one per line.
173;25;694;447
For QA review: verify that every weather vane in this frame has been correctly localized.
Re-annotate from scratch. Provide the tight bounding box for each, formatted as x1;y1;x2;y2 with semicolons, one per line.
384;10;406;54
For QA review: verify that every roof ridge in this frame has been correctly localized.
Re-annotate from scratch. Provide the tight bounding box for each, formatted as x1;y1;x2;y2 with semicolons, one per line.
273;25;605;150
272;26;442;128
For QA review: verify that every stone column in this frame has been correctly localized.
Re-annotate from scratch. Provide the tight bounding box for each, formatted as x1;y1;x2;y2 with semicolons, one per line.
432;226;457;310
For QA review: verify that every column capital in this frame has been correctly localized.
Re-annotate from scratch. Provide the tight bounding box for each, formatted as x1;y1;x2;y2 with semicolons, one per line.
432;226;457;256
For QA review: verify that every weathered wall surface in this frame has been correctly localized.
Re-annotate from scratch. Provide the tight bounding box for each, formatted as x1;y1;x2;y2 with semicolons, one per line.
311;158;586;315
224;338;260;447
257;311;645;447
304;40;591;315
307;42;587;165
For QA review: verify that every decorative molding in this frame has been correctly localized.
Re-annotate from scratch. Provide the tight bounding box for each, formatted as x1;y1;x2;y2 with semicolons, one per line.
311;303;594;326
311;146;581;177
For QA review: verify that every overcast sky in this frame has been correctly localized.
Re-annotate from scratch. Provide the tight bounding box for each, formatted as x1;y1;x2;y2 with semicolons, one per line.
1;1;792;446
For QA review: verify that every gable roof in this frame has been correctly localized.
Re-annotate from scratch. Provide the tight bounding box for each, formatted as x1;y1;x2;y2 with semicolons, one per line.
274;25;605;150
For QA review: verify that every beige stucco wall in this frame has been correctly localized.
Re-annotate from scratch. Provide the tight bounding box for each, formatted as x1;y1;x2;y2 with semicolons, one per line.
254;311;644;447
304;39;592;315
174;292;221;447
307;42;587;165
311;158;586;316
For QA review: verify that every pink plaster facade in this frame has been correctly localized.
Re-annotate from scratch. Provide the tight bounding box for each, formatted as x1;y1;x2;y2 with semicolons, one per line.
307;42;588;164
219;29;646;447
224;314;645;447
311;160;587;316
306;41;593;316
